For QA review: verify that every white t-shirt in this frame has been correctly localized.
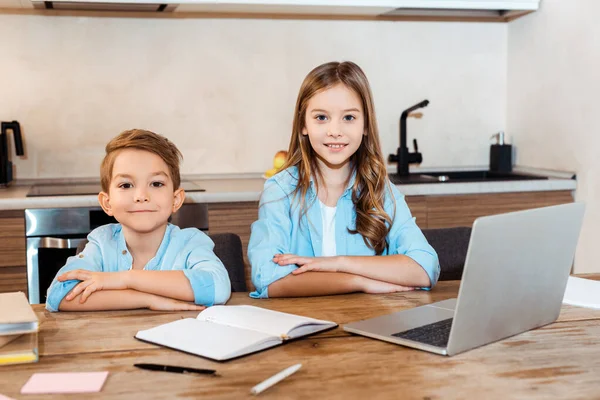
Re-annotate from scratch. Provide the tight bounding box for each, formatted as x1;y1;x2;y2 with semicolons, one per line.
319;200;337;257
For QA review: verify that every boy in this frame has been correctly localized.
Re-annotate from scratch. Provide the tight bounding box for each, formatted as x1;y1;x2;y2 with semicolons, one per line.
46;129;231;312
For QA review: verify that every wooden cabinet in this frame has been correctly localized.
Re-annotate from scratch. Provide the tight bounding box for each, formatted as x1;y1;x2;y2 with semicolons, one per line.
0;210;27;295
0;189;574;296
415;191;574;229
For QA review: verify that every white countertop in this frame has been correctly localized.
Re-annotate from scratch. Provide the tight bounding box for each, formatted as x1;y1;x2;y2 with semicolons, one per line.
0;166;576;211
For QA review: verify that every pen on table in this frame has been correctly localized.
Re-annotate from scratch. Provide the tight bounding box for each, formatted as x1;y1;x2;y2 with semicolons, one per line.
134;363;217;376
250;363;302;395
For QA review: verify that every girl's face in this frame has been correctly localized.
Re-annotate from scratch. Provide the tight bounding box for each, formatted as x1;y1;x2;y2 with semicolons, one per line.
302;83;365;172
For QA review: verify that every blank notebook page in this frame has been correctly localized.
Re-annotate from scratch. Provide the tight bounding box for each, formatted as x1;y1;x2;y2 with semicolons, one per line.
563;276;600;309
136;318;276;360
197;305;331;337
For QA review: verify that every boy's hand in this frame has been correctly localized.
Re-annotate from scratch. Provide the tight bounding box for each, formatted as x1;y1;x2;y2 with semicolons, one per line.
273;254;343;274
147;295;206;311
359;277;416;294
59;270;128;303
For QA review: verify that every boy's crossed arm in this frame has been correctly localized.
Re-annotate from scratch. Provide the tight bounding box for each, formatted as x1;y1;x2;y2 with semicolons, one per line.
57;269;217;311
58;269;196;303
58;288;204;312
56;269;204;311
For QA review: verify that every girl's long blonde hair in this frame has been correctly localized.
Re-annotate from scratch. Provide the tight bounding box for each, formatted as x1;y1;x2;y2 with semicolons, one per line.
281;61;393;255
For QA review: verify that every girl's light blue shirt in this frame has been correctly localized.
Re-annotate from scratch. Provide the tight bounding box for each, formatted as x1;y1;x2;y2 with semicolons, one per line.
45;223;231;312
248;166;440;299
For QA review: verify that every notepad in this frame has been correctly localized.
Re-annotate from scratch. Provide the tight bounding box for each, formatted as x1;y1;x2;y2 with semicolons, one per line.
563;276;600;309
0;292;39;366
135;305;337;361
20;372;109;394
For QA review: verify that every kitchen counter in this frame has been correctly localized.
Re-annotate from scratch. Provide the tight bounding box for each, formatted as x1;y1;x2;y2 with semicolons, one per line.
0;166;576;211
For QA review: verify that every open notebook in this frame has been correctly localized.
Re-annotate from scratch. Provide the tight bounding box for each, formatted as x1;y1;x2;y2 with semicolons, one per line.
135;305;337;361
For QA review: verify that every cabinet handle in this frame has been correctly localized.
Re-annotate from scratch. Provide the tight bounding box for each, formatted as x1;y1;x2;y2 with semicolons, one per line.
37;237;87;249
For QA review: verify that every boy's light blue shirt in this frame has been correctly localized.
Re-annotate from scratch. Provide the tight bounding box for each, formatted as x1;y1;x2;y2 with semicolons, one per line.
46;223;231;312
248;166;440;299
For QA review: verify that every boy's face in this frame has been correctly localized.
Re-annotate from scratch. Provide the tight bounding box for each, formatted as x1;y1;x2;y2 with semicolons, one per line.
98;149;184;234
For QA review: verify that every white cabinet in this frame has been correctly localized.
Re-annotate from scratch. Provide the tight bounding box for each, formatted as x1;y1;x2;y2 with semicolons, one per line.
176;1;398;15
21;0;540;20
0;0;29;8
394;0;539;10
176;0;539;14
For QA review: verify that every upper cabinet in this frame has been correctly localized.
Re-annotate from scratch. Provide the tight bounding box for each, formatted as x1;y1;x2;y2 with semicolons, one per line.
0;0;32;8
175;0;539;15
9;0;541;21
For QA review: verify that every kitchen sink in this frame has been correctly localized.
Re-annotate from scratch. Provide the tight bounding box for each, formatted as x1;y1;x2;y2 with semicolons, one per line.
389;170;549;185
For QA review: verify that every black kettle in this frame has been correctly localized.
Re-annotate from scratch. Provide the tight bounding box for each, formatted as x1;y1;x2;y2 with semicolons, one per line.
0;121;24;187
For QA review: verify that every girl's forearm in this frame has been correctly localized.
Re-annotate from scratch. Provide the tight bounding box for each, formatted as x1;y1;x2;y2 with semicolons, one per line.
340;255;431;287
267;272;362;297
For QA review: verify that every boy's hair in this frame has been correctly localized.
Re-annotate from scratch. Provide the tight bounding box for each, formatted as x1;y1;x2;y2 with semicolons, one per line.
281;61;392;255
100;129;183;193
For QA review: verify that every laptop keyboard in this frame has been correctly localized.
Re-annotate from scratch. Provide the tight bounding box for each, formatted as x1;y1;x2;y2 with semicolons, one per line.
391;318;453;348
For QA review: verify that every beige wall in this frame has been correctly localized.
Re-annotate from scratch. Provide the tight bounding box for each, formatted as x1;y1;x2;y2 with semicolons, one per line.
0;15;506;179
508;0;600;273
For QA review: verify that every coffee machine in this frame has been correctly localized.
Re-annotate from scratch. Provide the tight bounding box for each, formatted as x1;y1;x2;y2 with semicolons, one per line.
0;121;24;187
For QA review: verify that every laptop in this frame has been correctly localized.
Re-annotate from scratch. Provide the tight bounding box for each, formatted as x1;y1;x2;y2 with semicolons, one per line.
343;202;585;356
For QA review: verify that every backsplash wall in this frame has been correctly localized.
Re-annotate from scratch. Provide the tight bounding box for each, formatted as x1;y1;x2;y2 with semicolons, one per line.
0;15;506;179
508;0;599;274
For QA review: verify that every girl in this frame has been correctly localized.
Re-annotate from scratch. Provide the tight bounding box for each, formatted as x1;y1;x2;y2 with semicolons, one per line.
248;61;439;298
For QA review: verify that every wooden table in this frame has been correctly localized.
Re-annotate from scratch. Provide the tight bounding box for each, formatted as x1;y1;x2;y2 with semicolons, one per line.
2;280;600;399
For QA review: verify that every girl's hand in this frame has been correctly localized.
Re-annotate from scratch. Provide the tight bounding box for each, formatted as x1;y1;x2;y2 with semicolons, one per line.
273;254;343;274
59;270;128;303
147;295;206;311
359;277;416;294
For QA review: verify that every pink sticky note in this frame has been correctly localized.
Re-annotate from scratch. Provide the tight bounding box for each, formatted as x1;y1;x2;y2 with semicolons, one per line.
0;394;16;400
21;371;109;394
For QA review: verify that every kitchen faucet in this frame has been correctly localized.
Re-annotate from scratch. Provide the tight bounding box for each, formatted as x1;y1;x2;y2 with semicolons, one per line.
389;99;429;176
